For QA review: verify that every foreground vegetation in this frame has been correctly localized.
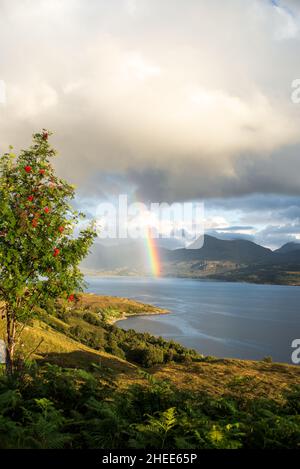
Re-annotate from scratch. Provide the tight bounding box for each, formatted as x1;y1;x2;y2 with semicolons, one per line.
0;293;299;449
1;362;300;449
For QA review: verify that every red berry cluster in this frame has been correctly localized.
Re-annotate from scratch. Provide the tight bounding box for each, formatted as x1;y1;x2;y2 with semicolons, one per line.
24;165;46;176
53;248;60;257
23;164;64;259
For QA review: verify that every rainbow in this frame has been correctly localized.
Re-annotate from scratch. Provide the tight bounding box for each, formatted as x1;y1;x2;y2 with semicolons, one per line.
145;228;161;277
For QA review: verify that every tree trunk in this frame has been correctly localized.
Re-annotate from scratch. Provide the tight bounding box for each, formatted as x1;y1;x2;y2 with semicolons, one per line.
5;310;16;376
5;345;13;375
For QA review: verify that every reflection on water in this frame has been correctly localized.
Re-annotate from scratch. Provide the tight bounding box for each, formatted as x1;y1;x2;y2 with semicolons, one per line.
85;276;300;363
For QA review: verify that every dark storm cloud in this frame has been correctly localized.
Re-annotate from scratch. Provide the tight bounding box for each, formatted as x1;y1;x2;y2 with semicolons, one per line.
122;141;300;203
206;194;300;214
127;168;170;202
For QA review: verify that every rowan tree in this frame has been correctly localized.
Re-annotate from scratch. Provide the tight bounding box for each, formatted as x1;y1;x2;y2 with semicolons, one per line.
0;130;96;373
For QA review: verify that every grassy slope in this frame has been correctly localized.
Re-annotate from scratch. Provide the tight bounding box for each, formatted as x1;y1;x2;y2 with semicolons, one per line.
1;293;299;400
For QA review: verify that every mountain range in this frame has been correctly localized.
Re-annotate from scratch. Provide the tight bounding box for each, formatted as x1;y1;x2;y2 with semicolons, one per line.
82;235;300;285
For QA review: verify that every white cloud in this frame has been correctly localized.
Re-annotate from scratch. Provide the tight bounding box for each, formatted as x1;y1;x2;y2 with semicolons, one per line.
124;52;161;81
273;3;299;39
0;0;300;201
125;0;137;17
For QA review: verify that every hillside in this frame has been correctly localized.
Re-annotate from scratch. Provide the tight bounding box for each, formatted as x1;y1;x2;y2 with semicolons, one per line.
1;293;300;449
275;242;300;254
210;249;300;285
162;235;272;263
0;294;168;386
0;293;299;396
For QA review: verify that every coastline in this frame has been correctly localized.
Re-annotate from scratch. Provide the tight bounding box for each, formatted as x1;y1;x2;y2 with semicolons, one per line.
83;270;300;287
77;292;170;326
107;308;170;326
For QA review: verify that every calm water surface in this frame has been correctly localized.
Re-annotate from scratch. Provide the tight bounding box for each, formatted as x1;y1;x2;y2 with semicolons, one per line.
85;276;300;364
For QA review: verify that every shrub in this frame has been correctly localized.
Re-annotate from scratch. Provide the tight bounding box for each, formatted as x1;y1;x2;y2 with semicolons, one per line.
128;346;165;368
83;312;102;326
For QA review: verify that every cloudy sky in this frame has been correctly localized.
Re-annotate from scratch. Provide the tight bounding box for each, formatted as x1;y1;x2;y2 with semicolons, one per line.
1;0;300;248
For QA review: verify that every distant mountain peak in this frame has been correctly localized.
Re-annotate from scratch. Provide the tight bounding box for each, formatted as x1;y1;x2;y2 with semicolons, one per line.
275;241;300;254
162;234;272;264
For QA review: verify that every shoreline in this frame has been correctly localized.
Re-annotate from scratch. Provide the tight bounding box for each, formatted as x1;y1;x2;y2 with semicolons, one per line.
78;292;170;326
107;308;170;326
84;271;300;287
